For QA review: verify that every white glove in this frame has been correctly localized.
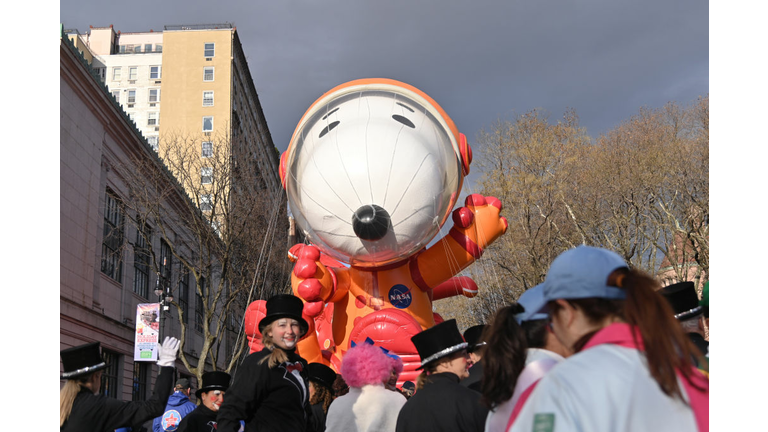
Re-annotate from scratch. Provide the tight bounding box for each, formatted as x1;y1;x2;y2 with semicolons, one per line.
157;337;180;367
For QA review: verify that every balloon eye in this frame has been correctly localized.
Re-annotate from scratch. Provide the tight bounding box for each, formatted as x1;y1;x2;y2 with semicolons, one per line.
392;114;415;128
322;107;340;120
319;121;340;138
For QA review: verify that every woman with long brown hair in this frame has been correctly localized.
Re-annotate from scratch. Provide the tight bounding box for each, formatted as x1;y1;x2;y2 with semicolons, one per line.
216;294;311;432
479;304;528;432
508;246;709;432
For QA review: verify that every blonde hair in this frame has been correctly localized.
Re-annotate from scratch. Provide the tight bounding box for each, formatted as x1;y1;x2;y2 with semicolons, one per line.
257;321;306;368
60;376;90;427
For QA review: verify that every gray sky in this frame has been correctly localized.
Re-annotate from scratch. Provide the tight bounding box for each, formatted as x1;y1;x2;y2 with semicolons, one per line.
60;0;708;189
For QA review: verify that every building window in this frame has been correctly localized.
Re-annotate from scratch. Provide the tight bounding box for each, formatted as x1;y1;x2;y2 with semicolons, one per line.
203;116;213;132
133;45;142;53
150;66;161;79
148;88;160;103
204;43;215;57
202;142;213;158
147;136;159;151
128;67;138;80
144;44;152;52
179;270;190;324
113;67;122;80
147;112;159;126
201;167;213;185
155;44;163;52
203;91;214;107
160;239;173;293
132;362;149;401
111;90;120;103
100;349;119;397
203;67;214;82
119;45;127;53
134;222;152;298
127;90;136;104
200;195;213;212
101;189;124;282
195;277;205;332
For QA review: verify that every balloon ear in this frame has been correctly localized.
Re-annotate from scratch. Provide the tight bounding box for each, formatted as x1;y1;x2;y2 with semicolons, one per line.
279;151;288;189
459;133;472;176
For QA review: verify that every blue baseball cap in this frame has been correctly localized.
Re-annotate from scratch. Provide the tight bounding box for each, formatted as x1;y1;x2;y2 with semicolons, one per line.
525;246;629;316
515;284;549;324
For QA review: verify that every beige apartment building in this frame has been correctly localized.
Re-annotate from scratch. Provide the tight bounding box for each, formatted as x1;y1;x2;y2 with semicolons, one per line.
65;23;281;200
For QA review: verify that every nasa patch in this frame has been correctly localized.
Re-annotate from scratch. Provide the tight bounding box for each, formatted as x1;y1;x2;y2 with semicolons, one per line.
388;284;412;309
161;409;182;431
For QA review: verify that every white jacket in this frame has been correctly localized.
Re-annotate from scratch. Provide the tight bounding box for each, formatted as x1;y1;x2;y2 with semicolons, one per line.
326;384;407;432
510;343;699;432
484;348;564;432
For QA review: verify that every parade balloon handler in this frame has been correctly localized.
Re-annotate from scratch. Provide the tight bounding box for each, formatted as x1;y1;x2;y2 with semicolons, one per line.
508;246;709;432
482;284;571;432
660;281;710;362
176;371;231;432
60;337;180;431
306;363;337;432
478;304;529;432
256;78;508;382
152;378;197;432
460;324;487;391
396;319;489;432
216;294;312;432
325;340;406;432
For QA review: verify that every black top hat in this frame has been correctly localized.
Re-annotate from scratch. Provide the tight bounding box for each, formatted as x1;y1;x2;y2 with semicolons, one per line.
659;281;703;321
463;325;487;353
258;294;309;336
195;371;232;399
308;363;337;390
411;319;468;369
60;342;109;380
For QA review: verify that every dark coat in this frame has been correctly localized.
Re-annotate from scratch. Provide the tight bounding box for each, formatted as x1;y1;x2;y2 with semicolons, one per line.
61;366;174;432
216;347;310;432
461;361;483;392
308;403;326;432
176;404;218;432
396;372;489;432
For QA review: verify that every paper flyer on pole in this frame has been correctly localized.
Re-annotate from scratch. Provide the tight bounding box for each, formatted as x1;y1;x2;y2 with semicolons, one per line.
134;303;160;361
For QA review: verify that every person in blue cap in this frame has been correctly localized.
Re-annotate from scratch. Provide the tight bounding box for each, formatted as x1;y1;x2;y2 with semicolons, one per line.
481;284;571;432
509;245;709;432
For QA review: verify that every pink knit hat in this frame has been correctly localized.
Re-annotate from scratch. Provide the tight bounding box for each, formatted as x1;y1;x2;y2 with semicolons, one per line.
340;342;392;387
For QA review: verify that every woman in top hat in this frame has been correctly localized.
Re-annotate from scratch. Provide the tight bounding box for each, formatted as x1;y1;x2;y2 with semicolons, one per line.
216;294;312;432
306;363;336;432
60;337;180;431
508;246;709;432
395;319;489;432
176;371;231;432
325;340;407;432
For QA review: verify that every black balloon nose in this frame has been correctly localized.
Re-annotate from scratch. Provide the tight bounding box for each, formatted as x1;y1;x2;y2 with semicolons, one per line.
352;204;390;241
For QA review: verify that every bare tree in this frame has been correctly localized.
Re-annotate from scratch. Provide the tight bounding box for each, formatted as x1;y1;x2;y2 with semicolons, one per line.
114;129;289;384
440;97;709;322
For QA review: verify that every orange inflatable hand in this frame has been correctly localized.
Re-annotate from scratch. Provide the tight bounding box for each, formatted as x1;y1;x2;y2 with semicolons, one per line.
290;244;336;318
450;194;508;255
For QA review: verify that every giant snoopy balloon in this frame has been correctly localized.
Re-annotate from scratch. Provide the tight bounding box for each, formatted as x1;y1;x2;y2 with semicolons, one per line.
244;79;508;385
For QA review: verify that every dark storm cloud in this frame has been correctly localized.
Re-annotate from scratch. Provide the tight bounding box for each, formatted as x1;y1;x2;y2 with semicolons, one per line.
61;0;707;164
